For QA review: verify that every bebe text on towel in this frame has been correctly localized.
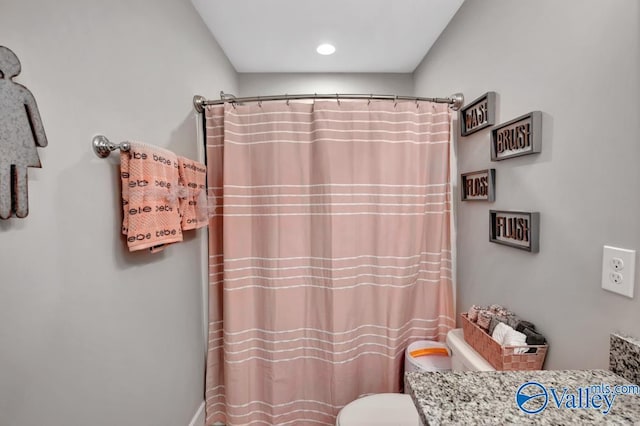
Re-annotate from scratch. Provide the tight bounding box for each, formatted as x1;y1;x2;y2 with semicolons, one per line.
0;46;48;219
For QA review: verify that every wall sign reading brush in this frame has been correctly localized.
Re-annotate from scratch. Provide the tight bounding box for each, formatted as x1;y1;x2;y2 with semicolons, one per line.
461;169;495;202
491;111;541;161
460;92;496;136
489;210;539;253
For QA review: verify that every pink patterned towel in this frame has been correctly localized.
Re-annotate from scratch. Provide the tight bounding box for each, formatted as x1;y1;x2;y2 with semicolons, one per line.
489;304;513;317
476;310;495;331
177;156;208;230
468;305;486;322
121;142;183;252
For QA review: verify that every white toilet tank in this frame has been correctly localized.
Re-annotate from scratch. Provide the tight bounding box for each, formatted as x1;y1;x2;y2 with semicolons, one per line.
404;340;452;374
445;328;495;371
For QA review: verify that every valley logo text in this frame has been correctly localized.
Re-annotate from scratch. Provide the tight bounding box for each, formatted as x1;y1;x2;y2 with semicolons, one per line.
516;381;640;415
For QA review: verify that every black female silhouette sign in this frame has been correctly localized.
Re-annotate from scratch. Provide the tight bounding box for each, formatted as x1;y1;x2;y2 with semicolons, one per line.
0;46;47;219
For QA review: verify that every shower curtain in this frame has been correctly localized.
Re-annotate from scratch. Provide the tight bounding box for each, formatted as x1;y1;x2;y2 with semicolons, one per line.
205;100;455;425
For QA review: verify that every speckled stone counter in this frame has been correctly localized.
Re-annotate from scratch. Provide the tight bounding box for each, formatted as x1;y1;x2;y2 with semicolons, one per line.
611;333;640;386
406;369;640;425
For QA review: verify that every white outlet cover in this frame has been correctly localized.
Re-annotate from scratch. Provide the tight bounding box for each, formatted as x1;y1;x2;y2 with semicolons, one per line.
602;245;636;298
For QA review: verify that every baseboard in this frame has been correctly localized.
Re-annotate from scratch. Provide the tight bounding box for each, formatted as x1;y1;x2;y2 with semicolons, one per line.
188;401;205;426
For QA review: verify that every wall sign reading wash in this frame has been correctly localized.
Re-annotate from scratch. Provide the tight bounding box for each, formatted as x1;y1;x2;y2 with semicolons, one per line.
490;210;539;252
491;111;542;161
460;92;496;136
461;169;495;202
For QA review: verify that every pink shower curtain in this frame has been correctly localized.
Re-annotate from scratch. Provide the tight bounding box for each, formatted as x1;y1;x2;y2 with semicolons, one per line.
205;100;455;425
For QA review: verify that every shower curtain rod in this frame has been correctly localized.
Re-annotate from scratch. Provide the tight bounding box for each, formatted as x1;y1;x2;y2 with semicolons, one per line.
192;91;464;113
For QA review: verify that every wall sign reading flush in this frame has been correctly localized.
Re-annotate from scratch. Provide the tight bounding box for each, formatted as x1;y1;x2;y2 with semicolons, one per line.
489;210;539;252
0;46;48;219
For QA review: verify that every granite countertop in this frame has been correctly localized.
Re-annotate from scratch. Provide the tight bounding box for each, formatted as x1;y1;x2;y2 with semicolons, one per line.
406;369;640;425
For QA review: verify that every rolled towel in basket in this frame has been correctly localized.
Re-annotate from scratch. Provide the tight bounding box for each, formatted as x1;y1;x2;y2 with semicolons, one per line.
491;322;510;345
492;322;528;354
504;328;528;354
503;315;522;329
476;310;494;331
489;304;513;317
521;327;547;346
515;320;536;332
467;305;485;322
502;315;536;331
488;315;509;335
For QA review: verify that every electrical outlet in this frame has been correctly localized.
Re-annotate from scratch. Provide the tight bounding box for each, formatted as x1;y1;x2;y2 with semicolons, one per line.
602;245;636;298
609;272;623;285
610;257;624;271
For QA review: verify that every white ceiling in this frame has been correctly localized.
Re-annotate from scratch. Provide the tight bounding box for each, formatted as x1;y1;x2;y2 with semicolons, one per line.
191;0;465;73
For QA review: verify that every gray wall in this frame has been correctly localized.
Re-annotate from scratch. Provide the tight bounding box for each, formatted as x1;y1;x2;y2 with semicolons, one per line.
414;0;640;369
238;73;413;97
0;1;237;425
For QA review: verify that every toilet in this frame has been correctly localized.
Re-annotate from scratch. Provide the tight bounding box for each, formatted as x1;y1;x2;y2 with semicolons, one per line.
335;329;494;426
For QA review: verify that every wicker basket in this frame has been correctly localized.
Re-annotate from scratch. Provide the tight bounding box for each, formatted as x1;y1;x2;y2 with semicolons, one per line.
460;313;548;371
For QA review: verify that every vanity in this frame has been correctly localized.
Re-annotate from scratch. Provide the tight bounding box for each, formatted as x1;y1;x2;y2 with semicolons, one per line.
405;333;640;425
406;369;640;424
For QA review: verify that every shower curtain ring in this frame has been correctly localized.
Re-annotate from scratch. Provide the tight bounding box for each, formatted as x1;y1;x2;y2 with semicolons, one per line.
368;94;372;106
285;94;290;106
257;96;262;108
394;95;398;108
336;93;340;106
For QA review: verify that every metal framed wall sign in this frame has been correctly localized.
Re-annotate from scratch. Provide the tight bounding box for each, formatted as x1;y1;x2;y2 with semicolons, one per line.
461;169;495;202
460;92;496;136
489;210;539;252
491;111;542;161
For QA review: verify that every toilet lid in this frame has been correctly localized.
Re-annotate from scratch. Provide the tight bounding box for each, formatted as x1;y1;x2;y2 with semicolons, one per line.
337;393;421;426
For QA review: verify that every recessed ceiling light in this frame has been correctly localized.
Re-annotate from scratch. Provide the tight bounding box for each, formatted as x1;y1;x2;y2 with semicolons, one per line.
316;43;336;55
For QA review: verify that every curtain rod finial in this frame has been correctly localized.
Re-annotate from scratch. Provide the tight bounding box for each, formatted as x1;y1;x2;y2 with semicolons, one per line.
450;93;464;111
193;95;206;113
